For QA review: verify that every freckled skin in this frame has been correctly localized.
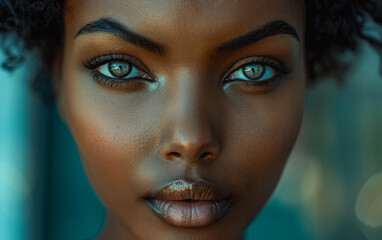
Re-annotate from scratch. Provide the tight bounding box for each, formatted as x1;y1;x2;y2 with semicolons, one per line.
55;0;306;239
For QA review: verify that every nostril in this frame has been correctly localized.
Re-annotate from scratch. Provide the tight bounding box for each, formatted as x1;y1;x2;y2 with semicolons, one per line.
166;152;181;161
200;152;212;160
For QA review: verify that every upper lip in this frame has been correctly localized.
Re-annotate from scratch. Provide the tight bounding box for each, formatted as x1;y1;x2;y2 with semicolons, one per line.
147;179;232;201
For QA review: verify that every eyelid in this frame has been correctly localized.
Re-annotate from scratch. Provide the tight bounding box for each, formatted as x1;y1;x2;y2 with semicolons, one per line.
83;53;154;78
221;56;291;82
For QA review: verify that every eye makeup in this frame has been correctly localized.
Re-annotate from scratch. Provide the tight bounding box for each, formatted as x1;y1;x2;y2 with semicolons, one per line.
83;53;156;89
222;56;293;92
82;52;292;93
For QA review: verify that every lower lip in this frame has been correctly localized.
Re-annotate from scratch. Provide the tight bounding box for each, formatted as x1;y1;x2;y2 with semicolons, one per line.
146;199;233;227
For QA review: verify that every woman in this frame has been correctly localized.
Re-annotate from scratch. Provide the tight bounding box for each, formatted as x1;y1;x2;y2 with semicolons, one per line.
1;0;382;239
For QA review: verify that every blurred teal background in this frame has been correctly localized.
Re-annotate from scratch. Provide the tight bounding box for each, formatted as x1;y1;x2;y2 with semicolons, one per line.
0;40;381;240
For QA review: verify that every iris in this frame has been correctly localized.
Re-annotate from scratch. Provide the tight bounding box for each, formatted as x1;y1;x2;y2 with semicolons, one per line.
243;64;265;80
108;61;131;78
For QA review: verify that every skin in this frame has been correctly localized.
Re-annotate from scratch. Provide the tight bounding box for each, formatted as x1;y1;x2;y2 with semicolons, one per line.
55;0;306;239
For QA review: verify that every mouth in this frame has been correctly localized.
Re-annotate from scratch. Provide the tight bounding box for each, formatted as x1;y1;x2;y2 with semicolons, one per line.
144;179;234;228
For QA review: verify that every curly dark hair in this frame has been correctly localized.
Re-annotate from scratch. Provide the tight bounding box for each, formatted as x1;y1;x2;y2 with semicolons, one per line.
1;0;382;97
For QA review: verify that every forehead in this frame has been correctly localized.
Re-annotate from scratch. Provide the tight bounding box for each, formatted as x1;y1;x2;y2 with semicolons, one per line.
65;0;305;49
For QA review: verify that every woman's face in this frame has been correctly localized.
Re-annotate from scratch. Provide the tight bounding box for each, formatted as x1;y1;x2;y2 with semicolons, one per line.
57;0;306;239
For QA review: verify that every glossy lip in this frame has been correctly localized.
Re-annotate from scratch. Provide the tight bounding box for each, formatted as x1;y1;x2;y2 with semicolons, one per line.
144;179;234;228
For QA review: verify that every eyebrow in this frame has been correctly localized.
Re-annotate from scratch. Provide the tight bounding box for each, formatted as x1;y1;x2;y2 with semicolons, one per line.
216;20;300;53
75;18;165;55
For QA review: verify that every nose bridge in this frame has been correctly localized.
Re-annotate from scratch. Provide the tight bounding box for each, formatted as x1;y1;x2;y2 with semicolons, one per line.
159;70;220;163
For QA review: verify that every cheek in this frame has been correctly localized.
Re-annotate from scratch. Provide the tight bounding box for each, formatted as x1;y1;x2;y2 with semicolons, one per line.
58;64;159;206
223;77;305;211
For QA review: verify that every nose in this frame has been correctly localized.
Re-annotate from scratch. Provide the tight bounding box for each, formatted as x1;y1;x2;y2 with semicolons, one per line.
159;76;220;164
160;128;220;163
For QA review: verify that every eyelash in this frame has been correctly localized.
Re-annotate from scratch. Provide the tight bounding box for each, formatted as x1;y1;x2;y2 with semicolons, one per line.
83;53;154;88
222;57;292;90
83;54;291;90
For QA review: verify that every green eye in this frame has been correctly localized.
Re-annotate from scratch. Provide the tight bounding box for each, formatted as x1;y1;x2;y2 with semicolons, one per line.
222;57;292;92
95;59;151;81
242;64;265;80
84;54;156;89
108;61;132;78
226;63;277;83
